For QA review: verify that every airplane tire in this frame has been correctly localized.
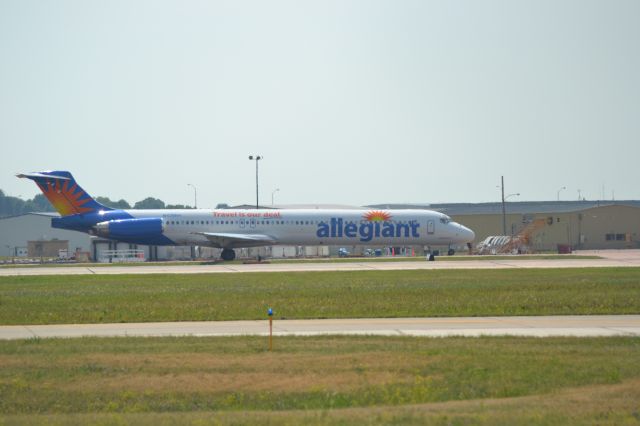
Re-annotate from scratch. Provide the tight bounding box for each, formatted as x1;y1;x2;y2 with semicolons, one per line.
221;249;236;261
447;248;455;256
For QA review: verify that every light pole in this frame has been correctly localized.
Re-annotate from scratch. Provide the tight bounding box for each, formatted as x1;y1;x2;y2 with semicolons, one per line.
498;176;520;235
271;188;280;206
248;155;262;209
504;192;520;235
499;176;506;235
187;184;197;209
557;186;566;201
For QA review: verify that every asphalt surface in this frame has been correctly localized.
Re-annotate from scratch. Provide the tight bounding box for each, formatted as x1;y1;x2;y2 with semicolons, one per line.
1;315;639;340
1;250;639;276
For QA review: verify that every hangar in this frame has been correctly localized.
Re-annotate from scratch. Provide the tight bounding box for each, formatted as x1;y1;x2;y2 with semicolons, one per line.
369;200;640;252
0;213;213;261
0;213;326;261
449;202;640;251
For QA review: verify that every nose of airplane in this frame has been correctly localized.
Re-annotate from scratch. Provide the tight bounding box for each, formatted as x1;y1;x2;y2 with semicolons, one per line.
452;223;475;243
461;225;475;242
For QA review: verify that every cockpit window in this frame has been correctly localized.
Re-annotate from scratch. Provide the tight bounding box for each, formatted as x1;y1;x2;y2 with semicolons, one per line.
439;216;451;224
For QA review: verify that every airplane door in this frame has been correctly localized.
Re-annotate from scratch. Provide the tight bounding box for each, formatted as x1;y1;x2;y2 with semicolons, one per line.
239;219;246;228
250;218;256;228
427;220;435;234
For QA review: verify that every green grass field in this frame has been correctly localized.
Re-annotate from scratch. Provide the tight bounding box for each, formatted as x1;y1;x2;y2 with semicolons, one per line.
1;336;639;425
0;268;638;325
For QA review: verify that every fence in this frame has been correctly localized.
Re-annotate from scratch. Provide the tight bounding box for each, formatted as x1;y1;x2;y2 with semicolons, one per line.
99;249;145;263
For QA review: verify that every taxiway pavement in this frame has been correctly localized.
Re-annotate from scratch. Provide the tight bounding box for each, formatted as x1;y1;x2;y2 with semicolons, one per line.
1;250;639;276
1;315;639;340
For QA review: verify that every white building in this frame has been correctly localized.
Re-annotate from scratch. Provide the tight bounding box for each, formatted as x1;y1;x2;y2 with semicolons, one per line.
0;213;328;261
0;214;90;257
0;214;212;261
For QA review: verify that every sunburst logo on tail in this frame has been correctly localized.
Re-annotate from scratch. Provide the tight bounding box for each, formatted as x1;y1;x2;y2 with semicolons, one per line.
363;210;392;222
37;179;93;216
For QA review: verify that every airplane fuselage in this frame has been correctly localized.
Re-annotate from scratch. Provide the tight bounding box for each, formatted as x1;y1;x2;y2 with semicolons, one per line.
53;208;475;248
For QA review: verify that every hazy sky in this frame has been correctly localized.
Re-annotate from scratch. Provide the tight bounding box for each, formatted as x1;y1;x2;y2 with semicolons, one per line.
1;0;639;208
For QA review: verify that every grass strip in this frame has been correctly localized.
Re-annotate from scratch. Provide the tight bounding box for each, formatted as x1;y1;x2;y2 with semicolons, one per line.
5;380;640;426
0;335;638;423
0;268;639;324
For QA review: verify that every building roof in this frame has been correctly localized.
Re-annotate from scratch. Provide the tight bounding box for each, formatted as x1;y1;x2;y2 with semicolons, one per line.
367;201;640;215
0;212;60;221
4;202;639;220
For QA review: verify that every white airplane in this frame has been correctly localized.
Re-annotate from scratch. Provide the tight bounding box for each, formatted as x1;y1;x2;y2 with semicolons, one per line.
18;171;475;261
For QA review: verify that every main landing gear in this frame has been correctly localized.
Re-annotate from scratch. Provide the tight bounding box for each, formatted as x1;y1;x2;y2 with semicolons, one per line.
221;248;236;261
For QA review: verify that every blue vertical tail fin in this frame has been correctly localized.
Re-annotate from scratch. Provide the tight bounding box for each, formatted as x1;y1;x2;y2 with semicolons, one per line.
17;171;112;216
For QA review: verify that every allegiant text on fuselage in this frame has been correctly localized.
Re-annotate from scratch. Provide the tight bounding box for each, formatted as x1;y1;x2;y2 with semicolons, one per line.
316;218;420;242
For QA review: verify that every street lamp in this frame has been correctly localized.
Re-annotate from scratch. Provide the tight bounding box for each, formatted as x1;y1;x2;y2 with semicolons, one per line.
248;155;263;209
187;184;197;209
557;186;566;201
498;176;520;235
504;192;520;235
498;176;506;235
271;188;280;206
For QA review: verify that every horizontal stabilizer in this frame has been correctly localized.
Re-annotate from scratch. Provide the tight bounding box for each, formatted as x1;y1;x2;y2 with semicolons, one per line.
16;172;71;181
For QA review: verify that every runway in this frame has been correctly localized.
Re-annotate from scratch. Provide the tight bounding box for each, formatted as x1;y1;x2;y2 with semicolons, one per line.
2;315;639;340
1;250;639;276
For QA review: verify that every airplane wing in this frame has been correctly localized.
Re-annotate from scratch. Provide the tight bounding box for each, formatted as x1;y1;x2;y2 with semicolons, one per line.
192;232;277;249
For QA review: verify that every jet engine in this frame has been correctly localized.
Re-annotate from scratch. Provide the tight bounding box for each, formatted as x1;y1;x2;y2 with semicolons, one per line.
94;218;164;239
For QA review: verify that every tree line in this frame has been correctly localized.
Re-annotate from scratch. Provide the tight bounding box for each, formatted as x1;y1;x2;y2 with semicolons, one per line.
0;190;195;218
